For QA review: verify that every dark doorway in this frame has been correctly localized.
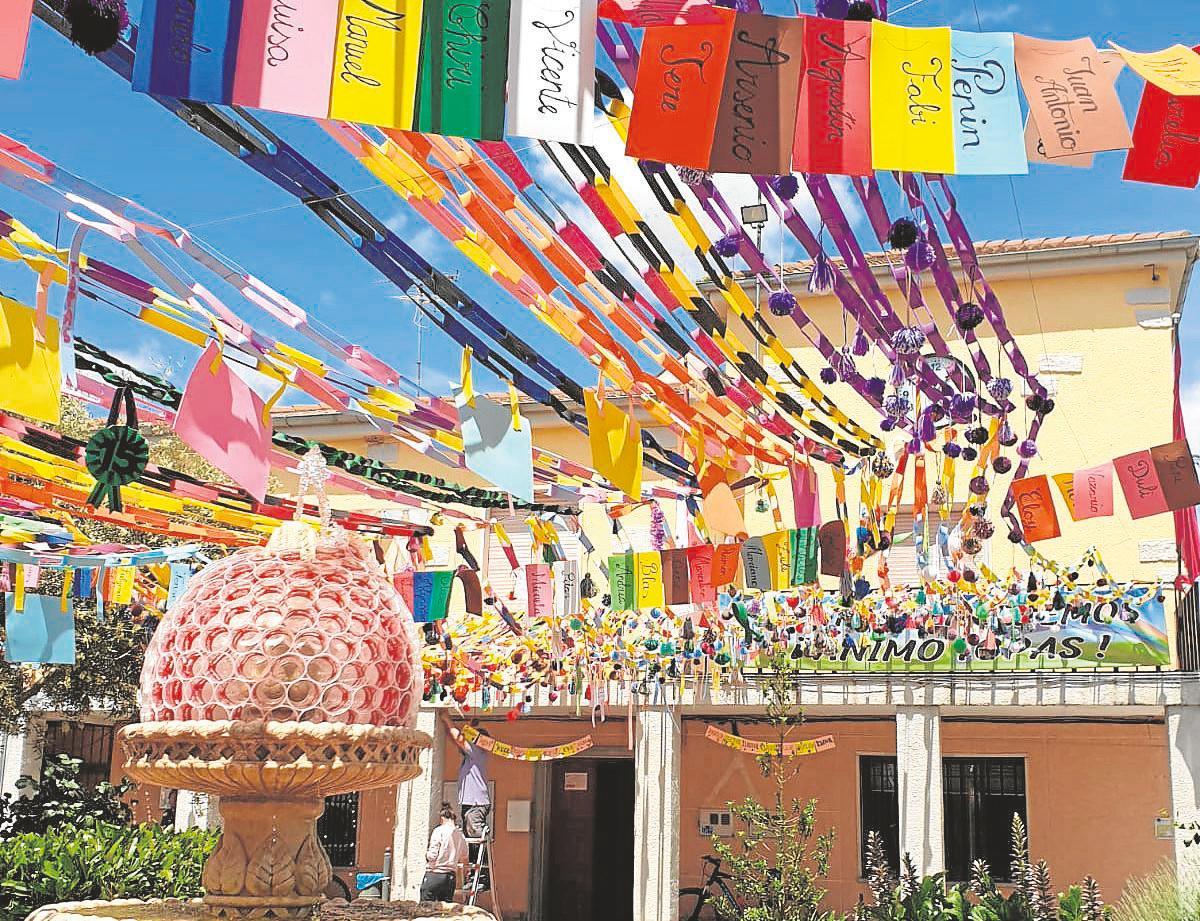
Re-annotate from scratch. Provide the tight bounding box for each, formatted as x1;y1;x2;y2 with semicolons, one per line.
543;757;635;921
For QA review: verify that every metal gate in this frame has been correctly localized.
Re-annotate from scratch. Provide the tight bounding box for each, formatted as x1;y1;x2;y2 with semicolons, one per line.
318;792;360;868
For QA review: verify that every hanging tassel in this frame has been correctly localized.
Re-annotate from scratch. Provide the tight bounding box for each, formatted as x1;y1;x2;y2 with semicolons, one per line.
808;251;836;294
845;0;875;18
650;503;667;551
65;0;128;54
888;362;906;388
851;325;870;356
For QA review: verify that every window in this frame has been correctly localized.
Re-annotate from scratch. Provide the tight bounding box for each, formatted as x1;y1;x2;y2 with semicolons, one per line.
318;792;360;867
41;721;116;790
859;756;900;877
943;758;1027;882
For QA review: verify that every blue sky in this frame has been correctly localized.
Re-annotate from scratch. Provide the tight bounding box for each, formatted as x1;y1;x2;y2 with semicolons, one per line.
0;0;1197;423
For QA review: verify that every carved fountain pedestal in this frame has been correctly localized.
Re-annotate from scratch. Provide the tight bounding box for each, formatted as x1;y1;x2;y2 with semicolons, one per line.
119;720;430;919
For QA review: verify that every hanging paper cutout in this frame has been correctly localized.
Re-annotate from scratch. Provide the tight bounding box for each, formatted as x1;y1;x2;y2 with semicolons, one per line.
661;548;691;605
634;551;666;608
85;388;150;513
232;0;340;117
584;389;643;500
740;537;771;590
710;542;741;585
1114;449;1169;519
793;17;872;177
328;0;424;128
1072;464;1114;521
109;567;135;605
166;563;192;610
133;0;244;103
949;31;1027;174
554;559;581;617
686;544;716;604
412;570;454;621
174;343;272;501
1023;51;1123;167
761;530;791;590
0;297;61;425
1014;35;1131;160
1151;440;1200;511
707;12;805;175
1124;49;1200;189
699;463;747;538
817;521;846;577
870;22;955;174
1;0;34;80
1010;474;1061;542
458;392;534;502
455;566;484;614
506;0;597;144
526;563;553;617
609;551;634;609
789;463;821;529
626;10;736;168
597;0;722;26
1110;43;1200;97
5;593;75;665
416;0;512;140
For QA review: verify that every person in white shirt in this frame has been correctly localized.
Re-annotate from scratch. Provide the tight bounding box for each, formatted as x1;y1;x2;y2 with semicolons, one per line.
420;803;468;903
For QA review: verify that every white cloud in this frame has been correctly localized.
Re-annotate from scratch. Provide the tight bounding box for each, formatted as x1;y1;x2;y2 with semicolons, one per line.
1182;379;1200;443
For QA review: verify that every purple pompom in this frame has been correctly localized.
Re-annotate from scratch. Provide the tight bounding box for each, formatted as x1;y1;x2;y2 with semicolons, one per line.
677;168;712;188
974;518;995;539
965;426;989;446
651;503;667;551
1025;394;1045;413
949;394;976;424
820;366;838;384
770;174;800;200
880;417;896;432
970;475;989;496
943;442;962;459
808;251;836;295
768;289;797;317
888;362;906;388
871;454;895;478
845;0;875;19
886;217;920;250
992;456;1012;474
891;325;926;355
714;233;742;259
815;0;849;16
65;0;128;54
962;537;983;555
1017;439;1039;459
955;302;985;331
986;377;1013;400
905;238;937;272
866;377;887;401
851;325;870;356
961;446;978;462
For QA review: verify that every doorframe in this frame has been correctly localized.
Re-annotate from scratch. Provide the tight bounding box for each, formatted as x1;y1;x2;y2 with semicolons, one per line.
529;748;635;921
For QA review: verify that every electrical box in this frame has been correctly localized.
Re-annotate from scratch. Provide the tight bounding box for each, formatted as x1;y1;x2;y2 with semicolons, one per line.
699;808;734;837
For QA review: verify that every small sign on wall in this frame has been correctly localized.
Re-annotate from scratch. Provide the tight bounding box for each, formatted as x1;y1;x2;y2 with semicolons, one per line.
1156;815;1175;840
507;799;531;833
564;772;588;791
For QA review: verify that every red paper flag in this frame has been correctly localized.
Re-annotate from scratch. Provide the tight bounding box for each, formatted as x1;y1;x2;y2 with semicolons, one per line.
686;544;716;603
1114;449;1169;519
1;0;34;81
792;17;872;176
1010;475;1061;543
598;0;725;26
626;12;736;168
1123;52;1200;189
707;12;806;175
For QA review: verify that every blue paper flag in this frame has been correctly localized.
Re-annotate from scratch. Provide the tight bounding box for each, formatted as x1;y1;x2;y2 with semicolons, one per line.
949;31;1028;175
5;593;76;665
458;393;534;502
167;563;192;610
133;0;244;104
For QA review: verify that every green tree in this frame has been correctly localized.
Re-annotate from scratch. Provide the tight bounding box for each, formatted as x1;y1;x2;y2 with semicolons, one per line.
709;647;836;921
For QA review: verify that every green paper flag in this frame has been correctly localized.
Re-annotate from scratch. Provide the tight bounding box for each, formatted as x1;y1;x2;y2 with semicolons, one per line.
415;0;512;140
609;553;634;611
790;528;818;585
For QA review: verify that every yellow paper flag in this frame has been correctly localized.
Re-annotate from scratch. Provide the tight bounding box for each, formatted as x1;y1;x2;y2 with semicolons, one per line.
584;389;643;500
328;0;424;128
110;566;135;605
1111;43;1200;96
1052;473;1078;521
761;530;792;590
634;551;665;609
0;297;60;424
870;22;955;173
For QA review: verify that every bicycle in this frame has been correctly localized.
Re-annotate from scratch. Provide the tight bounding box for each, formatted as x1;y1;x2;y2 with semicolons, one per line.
679;854;743;921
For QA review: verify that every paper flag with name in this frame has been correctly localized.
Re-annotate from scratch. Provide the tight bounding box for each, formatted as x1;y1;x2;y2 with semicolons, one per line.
134;0;243;103
174;343;272;501
793;17;872;176
1072;464;1114;520
233;0;340;118
507;0;597;144
458;391;534;502
1010;474;1060;542
5;593;75;665
412;570;454;622
1124;47;1200;189
870;22;955;173
1114;449;1169;519
328;0;425;129
1111;43;1200;96
0;297;61;424
700;463;747;538
526;563;553;618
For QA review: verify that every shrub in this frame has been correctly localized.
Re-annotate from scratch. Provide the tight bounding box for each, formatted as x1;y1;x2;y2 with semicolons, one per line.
0;820;217;921
1113;865;1200;921
0;754;132;838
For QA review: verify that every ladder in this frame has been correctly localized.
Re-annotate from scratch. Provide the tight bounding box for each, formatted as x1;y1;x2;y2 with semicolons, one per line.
464;834;502;917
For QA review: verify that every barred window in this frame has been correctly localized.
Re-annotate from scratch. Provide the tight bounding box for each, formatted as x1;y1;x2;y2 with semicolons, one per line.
943;758;1027;882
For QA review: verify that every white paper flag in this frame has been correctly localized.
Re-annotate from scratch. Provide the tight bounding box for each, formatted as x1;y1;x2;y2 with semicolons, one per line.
554;559;581;619
506;0;597;144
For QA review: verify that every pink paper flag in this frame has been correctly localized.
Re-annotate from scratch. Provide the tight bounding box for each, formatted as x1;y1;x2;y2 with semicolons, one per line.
1;0;34;81
790;463;821;528
526;564;553;618
1114;449;1169;520
232;0;340;118
1072;464;1114;520
174;343;272;501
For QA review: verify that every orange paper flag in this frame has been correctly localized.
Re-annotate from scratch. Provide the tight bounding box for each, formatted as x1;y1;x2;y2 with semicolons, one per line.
1010;474;1061;543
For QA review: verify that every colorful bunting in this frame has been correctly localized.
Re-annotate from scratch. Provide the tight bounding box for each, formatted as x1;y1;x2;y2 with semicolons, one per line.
1072;464;1114;521
792;17;872;176
1123;50;1200;188
949;30;1027;174
1114;449;1169;520
133;0;244;103
870;21;955;174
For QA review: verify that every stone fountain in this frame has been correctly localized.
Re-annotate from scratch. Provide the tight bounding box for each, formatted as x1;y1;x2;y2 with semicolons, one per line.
112;454;434;920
